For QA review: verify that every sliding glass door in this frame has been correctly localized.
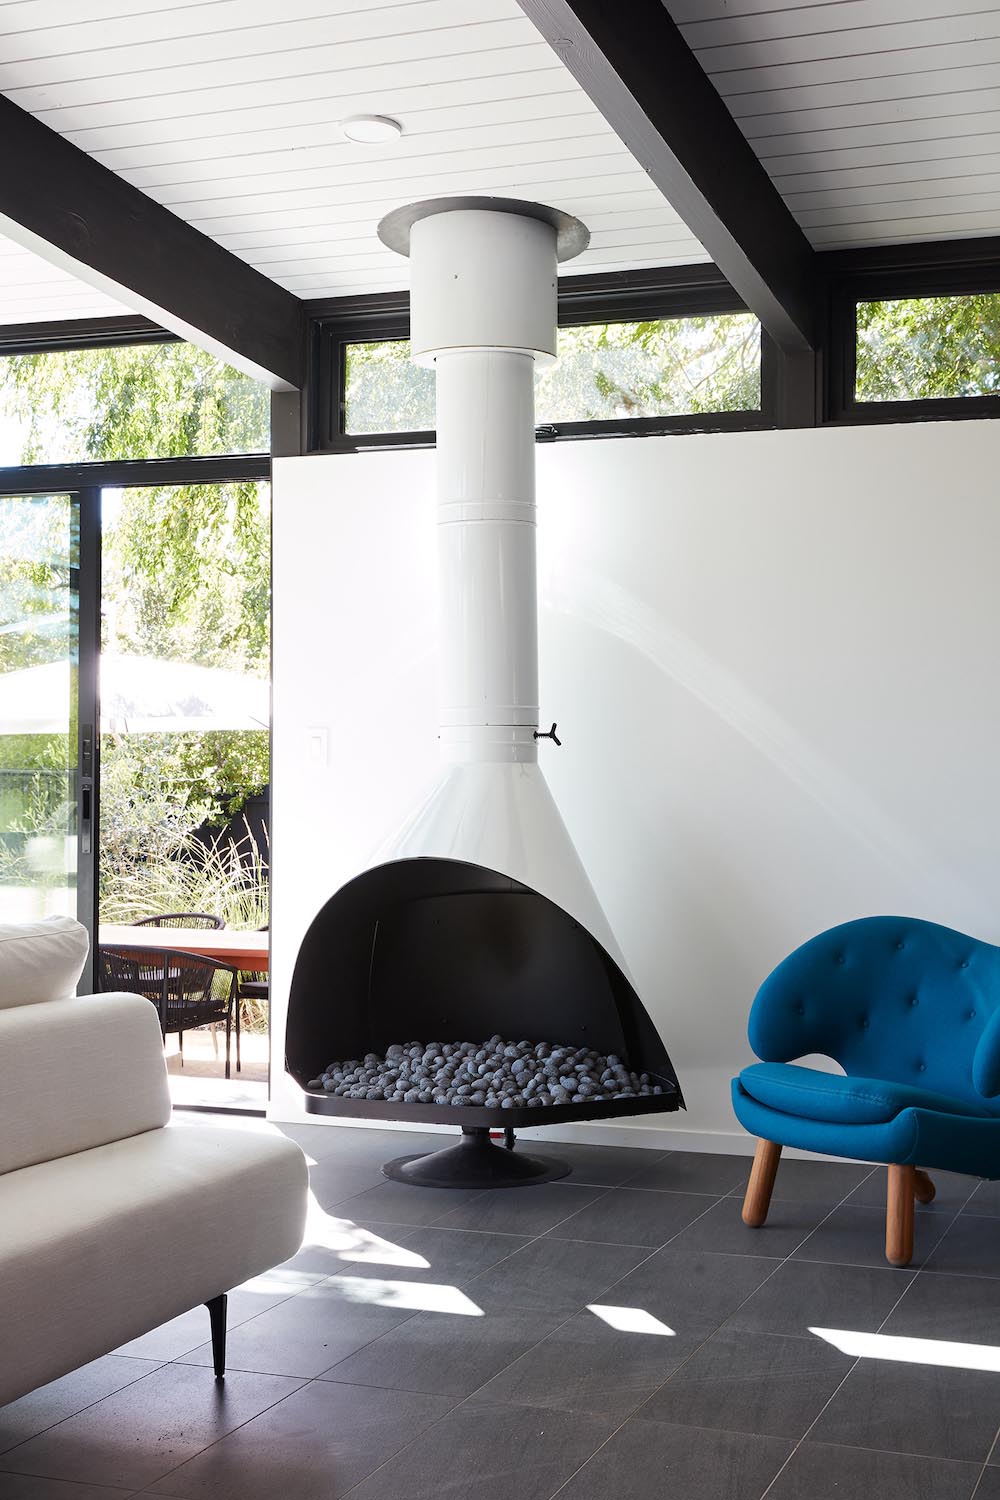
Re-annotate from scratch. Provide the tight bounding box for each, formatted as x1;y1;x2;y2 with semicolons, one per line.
0;490;98;988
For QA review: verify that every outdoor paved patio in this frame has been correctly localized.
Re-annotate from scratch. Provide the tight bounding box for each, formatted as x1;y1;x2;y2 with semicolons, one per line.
164;1030;268;1112
2;1121;1000;1499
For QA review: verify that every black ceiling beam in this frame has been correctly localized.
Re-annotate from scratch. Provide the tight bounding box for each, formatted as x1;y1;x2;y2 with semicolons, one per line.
516;0;819;352
0;94;305;390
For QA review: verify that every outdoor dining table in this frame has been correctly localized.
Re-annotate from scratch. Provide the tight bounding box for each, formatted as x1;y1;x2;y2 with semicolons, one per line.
97;925;269;971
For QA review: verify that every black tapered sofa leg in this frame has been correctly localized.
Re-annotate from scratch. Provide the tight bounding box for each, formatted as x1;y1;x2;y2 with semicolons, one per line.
206;1293;228;1380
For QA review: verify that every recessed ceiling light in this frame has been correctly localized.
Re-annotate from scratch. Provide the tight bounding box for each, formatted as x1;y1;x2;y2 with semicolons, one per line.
341;114;402;145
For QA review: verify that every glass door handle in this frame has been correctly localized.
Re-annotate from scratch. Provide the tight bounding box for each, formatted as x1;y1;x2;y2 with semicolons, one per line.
80;724;94;856
81;785;92;855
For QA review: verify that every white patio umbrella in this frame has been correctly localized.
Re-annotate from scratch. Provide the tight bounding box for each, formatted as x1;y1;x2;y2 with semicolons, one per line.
0;655;269;735
0;660;67;735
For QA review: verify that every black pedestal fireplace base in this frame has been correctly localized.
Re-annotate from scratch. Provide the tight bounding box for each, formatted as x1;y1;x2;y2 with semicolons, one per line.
285;857;684;1187
383;1125;570;1188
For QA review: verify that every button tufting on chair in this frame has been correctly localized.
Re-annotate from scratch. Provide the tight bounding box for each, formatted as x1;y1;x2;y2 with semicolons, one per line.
733;915;1000;1268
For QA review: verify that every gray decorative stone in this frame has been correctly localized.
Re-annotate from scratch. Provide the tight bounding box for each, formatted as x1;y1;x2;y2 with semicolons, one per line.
307;1039;662;1106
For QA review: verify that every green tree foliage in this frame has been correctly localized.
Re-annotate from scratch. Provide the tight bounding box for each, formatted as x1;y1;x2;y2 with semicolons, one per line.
94;733;211;883
343;315;762;433
539;315;760;421
856;294;1000;402
173;730;270;821
104;481;270;675
0;734;74;896
345;339;435;434
99;735;269;976
0;493;76;675
0;342;268;465
0;344;270;675
0;497;77;896
0;345;271;897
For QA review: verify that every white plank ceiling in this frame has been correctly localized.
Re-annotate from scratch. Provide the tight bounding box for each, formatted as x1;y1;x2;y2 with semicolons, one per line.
671;0;1000;250
3;1;998;325
0;0;707;324
0;237;129;323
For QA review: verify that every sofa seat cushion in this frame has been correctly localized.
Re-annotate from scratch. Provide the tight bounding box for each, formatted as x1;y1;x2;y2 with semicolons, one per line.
0;1122;307;1407
739;1062;992;1125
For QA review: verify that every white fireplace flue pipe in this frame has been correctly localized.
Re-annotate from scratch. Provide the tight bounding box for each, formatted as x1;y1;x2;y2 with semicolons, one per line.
374;198;628;963
433;346;539;763
380;198;586;764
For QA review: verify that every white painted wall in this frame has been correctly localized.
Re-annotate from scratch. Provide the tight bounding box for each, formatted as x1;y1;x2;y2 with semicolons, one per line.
271;421;1000;1152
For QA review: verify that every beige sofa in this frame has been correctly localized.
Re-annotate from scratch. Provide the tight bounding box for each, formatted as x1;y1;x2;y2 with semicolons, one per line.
0;916;308;1408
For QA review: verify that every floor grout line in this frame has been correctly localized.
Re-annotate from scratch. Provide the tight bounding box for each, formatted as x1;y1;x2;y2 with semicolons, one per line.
10;1136;993;1500
540;1168;882;1500
333;1387;477;1500
957;1171;1000;1499
0;1358;170;1461
178;1167;678;1402
0;1370;315;1490
108;1371;317;1496
971;1422;1000;1498
313;1197;619;1393
329;1180;746;1500
320;1179;663;1388
756;1168;982;1500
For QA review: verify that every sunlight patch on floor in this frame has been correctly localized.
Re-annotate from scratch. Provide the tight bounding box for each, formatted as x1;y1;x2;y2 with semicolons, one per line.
587;1305;676;1335
331;1276;484;1316
811;1326;1000;1372
303;1194;429;1267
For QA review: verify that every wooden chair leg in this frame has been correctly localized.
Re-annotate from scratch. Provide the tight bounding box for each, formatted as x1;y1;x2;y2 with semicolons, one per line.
913;1169;936;1205
742;1139;782;1227
886;1164;916;1266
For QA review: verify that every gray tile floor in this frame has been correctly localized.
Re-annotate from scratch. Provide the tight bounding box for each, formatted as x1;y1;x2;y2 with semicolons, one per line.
3;1124;1000;1499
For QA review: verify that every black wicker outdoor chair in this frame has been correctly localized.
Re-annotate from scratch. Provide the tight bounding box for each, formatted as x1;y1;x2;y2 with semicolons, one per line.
238;923;269;1009
130;914;230;1060
99;946;241;1079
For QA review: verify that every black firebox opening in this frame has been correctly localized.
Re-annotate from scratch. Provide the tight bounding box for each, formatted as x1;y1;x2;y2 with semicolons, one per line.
286;857;683;1131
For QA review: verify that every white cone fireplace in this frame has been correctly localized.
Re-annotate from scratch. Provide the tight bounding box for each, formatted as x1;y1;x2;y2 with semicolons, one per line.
285;198;682;1187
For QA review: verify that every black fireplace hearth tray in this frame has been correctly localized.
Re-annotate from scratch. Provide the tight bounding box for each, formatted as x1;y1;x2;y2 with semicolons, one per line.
301;1069;681;1128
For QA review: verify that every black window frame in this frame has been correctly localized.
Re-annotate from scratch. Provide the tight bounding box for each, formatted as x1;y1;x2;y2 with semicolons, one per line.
0;317;272;1096
823;238;1000;426
0;315;177;356
305;265;773;452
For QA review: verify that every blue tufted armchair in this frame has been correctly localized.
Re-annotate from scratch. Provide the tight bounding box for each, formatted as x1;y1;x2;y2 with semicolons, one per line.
732;916;1000;1265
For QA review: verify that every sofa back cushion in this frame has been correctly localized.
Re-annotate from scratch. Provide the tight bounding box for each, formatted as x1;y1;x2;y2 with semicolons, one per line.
0;992;171;1175
0;917;90;1010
